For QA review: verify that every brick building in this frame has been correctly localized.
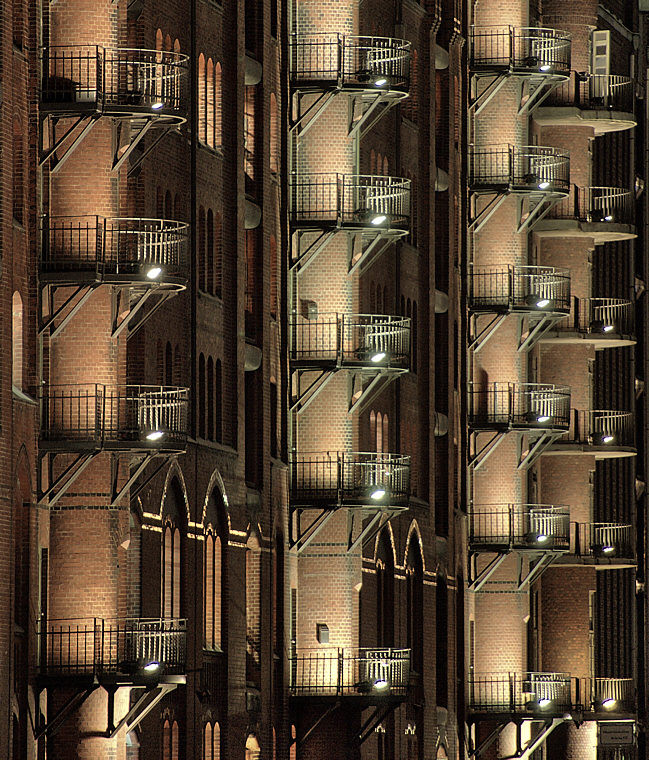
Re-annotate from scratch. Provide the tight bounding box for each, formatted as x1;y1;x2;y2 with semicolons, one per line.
1;0;647;759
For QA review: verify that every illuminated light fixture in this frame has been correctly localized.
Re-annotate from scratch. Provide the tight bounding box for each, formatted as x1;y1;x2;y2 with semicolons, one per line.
370;214;388;226
539;64;551;72
370;351;387;363
525;294;551;308
536;414;551;423
536;534;549;543
151;102;165;110
538;181;551;190
146;430;165;441
602;434;614;444
374;77;388;87
604;214;613;222
602;324;614;333
538;697;552;707
370;488;387;500
146;266;163;280
374;678;390;690
602;697;617;708
602;545;615;554
143;660;160;672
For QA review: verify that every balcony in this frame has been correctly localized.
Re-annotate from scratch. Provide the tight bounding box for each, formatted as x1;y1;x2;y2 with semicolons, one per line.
291;647;410;700
541;298;635;347
588;678;636;714
39;618;187;684
290;173;410;235
290;451;410;507
469;672;572;718
556;522;636;567
470;145;570;195
291;34;410;95
41;46;188;121
469;504;570;552
40;384;189;453
547;409;635;458
534;73;636;134
290;313;410;370
468;383;571;433
41;216;189;289
534;186;636;243
470;26;571;76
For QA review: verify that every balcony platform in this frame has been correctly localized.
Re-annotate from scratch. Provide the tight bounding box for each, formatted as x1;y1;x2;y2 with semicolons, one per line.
40;384;189;454
41;46;188;124
544;410;635;459
534;73;636;135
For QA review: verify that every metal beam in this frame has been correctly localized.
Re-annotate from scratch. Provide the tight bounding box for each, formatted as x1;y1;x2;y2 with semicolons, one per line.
348;371;401;416
472;74;509;115
40;286;95;337
38;452;99;506
347;233;395;276
290;90;337;136
110;453;162;506
470;313;508;352
48;115;102;173
469;552;509;592
291;508;338;552
291;230;337;273
515;718;569;759
108;683;178;739
470;193;508;233
112;118;155;172
470;430;508;470
291;369;335;413
34;682;99;740
517;431;564;469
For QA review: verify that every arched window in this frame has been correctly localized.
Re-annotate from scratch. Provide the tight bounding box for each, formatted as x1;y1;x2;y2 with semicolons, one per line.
207;209;214;295
270;94;278;174
246;534;261;680
198;206;206;292
174;39;180;54
163;719;171;760
411;50;418;122
165;34;172;52
383;156;389;176
199;353;206;439
290;726;297;760
245;734;261;760
376;531;394;647
162;481;184;619
13;0;23;47
203;722;220;760
370;149;376;175
214;212;222;298
207;356;215;440
376;153;382;176
198;54;206;143
215;64;222;148
376;411;383;453
156;29;163;51
172;721;179;760
436;575;448;707
207;58;215;148
204;489;228;650
215;360;222;443
12;291;23;389
406;539;424;673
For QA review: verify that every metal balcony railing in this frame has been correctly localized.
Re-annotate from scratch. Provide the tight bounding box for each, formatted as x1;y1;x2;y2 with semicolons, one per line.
291;648;410;697
40;618;187;678
290;34;411;91
470;26;571;74
572;522;635;560
290;313;411;368
290;451;411;506
469;672;572;714
41;46;188;112
548;73;634;113
470;504;570;550
469;145;570;192
565;409;634;449
41;216;189;285
558;298;635;336
468;383;571;430
290;173;410;230
40;384;189;450
546;186;634;225
468;266;570;312
590;678;635;711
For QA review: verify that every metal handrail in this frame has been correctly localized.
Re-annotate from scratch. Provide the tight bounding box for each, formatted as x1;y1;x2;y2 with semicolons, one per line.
290;451;411;504
572;522;635;559
41;46;188;110
469;145;570;191
591;677;635;708
469;504;570;549
40;617;187;676
468;265;570;311
546;185;634;225
469;672;572;713
558;297;634;336
470;26;571;74
41;215;189;280
290;313;411;366
548;73;634;113
468;382;571;429
40;384;189;446
290;34;411;90
290;173;411;229
291;647;410;696
567;409;634;448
